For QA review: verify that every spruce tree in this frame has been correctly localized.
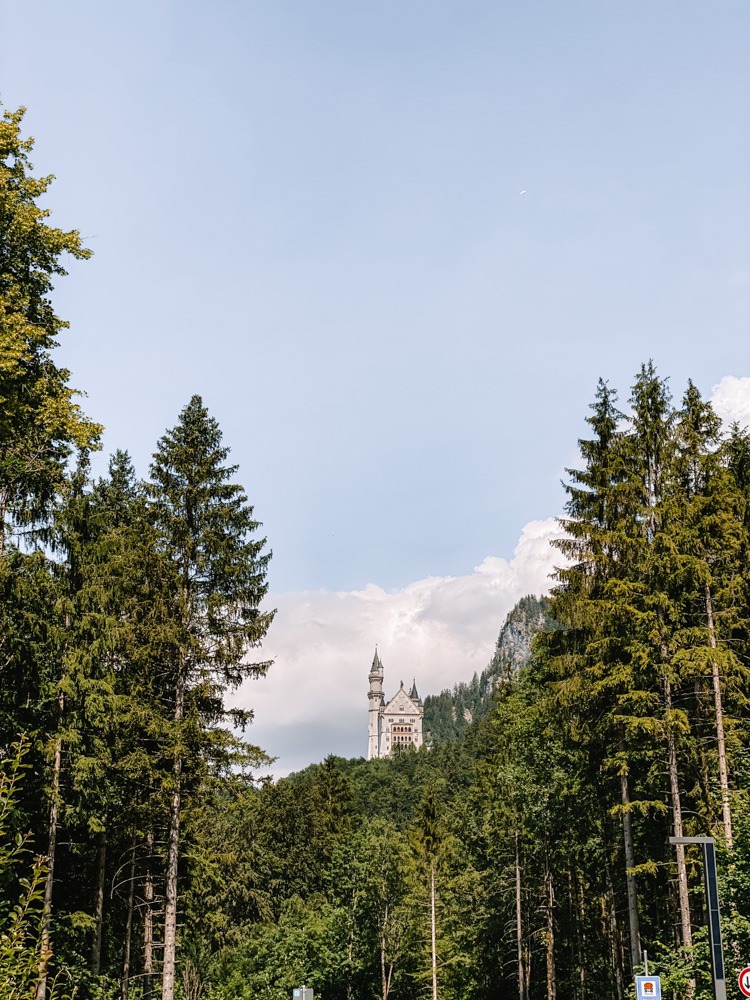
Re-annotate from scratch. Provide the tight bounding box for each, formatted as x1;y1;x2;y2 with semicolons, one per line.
540;377;650;976
627;364;697;961
668;384;748;847
148;395;274;1000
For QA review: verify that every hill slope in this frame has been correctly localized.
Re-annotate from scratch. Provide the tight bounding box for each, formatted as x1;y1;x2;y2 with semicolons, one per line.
423;594;551;743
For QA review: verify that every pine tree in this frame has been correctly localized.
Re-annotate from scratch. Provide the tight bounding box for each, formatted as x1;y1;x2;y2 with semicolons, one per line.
148;396;274;1000
539;376;651;976
627;364;699;966
668;385;749;847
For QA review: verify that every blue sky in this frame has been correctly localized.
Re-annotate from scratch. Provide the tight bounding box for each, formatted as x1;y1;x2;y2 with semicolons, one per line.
3;2;750;768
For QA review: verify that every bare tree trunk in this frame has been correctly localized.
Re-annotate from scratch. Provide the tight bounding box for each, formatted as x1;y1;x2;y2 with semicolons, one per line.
705;582;733;847
91;828;107;977
36;690;64;1000
544;860;556;1000
430;864;437;1000
122;832;137;1000
380;903;388;1000
515;832;526;1000
0;484;7;557
619;759;641;973
569;868;585;999
143;829;155;996
346;890;358;1000
524;939;532;1000
603;853;625;1000
162;664;186;1000
663;672;693;953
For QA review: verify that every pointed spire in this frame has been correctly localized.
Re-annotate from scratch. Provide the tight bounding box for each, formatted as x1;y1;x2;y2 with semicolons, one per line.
371;647;383;675
409;677;420;702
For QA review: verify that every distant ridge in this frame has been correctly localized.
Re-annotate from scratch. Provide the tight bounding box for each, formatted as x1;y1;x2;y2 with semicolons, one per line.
423;594;551;744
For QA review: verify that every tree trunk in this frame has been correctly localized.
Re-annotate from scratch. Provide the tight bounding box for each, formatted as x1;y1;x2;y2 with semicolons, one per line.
36;690;64;1000
143;829;155;996
122;832;137;1000
705;582;733;847
162;663;186;1000
569;868;585;999
515;832;526;1000
91;828;107;976
524;939;532;1000
380;903;388;1000
663;672;693;953
544;860;556;1000
0;484;7;556
619;760;641;973
603;852;625;1000
346;889;357;1000
430;863;437;1000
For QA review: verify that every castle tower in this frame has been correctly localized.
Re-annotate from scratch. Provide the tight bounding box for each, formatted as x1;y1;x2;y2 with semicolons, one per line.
367;654;424;759
367;648;384;760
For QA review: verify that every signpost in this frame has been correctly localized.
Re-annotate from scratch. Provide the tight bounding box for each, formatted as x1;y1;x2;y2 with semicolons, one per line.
292;989;313;1000
739;966;750;997
670;836;727;1000
635;976;662;999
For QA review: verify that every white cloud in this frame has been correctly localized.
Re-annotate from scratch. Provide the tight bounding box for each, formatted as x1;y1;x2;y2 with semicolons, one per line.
232;518;564;776
711;376;750;431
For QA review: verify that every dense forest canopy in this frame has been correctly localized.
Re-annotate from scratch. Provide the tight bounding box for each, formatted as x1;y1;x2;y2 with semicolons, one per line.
3;101;750;1000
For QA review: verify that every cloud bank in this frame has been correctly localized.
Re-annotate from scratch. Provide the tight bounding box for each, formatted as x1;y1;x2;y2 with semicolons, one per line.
233;518;564;776
235;375;750;778
712;375;750;431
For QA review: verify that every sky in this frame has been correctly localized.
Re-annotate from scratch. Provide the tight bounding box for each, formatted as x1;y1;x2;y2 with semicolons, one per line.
3;2;750;774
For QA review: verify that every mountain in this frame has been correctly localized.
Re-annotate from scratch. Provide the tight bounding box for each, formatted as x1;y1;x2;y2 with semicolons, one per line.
423;594;552;743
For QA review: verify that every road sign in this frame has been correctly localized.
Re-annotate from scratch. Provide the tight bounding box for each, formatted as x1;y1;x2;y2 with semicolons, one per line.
292;990;313;1000
739;967;750;997
635;975;662;999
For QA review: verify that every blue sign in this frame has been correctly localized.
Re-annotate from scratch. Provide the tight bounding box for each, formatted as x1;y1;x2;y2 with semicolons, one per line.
635;975;662;999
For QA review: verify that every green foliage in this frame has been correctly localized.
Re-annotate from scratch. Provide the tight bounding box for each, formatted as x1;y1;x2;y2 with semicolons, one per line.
5;118;750;1000
0;102;101;542
0;739;75;1000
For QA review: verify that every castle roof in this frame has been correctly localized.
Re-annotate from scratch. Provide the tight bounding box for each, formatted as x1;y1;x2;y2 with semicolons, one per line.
383;687;422;716
409;678;421;702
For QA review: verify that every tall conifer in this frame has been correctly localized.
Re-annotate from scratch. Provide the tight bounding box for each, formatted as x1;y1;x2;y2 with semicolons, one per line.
541;378;649;975
148;396;274;1000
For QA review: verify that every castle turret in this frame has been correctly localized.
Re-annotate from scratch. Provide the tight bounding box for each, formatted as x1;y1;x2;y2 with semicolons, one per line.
367;648;384;760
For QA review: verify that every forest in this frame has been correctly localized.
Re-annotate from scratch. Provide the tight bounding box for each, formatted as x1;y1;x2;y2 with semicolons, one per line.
3;100;750;1000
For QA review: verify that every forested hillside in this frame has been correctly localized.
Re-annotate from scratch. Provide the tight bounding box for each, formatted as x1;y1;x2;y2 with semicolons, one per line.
423;594;551;742
4;101;750;1000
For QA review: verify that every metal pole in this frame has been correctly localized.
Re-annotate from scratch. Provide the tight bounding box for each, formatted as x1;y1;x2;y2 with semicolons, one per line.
703;841;727;1000
669;836;727;1000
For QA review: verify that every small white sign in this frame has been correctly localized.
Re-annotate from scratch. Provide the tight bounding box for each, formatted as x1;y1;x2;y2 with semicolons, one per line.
739;966;750;997
635;975;662;999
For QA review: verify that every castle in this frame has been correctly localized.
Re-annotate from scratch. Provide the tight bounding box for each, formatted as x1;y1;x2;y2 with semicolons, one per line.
367;649;424;759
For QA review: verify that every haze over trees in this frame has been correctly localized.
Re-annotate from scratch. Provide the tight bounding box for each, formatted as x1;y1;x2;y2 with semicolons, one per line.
4;100;750;1000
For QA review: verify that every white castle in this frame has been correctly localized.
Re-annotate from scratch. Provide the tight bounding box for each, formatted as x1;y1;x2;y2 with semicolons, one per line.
367;649;424;759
